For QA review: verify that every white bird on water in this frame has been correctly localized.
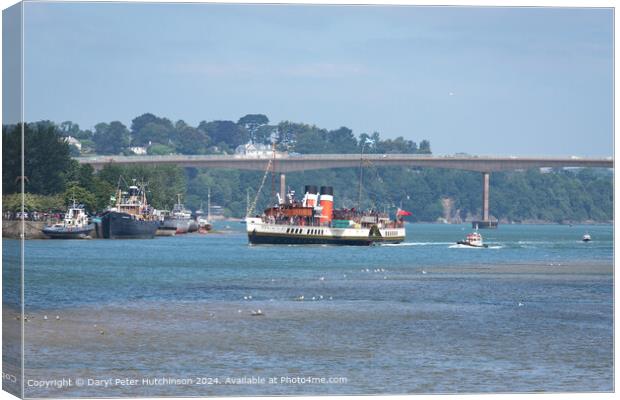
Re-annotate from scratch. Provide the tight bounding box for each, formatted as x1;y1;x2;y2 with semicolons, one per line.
55;315;60;320
43;315;48;320
518;302;524;307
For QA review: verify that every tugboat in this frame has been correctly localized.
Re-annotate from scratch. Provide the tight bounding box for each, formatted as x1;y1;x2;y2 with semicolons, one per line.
582;233;592;242
161;194;192;234
156;210;177;236
456;231;488;248
246;185;406;246
100;180;160;239
42;200;94;239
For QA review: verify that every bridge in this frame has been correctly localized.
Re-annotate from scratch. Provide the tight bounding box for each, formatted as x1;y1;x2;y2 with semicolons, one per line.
76;154;613;228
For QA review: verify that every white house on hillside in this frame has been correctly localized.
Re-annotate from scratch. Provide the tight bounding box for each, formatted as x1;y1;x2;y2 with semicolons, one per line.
130;146;148;155
234;142;273;157
63;136;82;151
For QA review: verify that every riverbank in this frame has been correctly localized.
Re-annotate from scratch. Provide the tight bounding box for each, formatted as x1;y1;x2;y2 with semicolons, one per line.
2;220;47;239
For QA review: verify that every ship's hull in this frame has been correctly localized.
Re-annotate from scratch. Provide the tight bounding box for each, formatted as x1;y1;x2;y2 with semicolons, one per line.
42;224;95;239
162;217;190;234
456;241;488;248
188;220;199;233
246;219;405;246
156;227;177;236
101;212;159;239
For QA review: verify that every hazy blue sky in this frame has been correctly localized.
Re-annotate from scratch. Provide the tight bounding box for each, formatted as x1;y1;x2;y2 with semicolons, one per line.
18;2;613;156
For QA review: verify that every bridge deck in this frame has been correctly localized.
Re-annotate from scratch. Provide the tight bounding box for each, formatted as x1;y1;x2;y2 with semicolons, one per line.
76;154;613;172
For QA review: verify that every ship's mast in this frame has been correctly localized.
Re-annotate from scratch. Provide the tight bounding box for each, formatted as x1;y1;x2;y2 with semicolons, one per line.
358;142;366;209
270;141;276;205
207;187;211;222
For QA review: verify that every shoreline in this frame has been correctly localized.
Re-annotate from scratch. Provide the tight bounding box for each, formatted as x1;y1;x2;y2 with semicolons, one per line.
2;220;614;241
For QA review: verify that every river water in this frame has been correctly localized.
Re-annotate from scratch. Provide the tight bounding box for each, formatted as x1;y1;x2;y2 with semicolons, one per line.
4;223;613;396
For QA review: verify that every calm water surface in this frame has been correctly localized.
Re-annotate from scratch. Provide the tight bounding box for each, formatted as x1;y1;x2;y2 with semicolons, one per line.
4;223;613;396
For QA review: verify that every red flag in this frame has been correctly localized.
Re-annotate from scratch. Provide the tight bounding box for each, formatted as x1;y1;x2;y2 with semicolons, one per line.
397;209;412;217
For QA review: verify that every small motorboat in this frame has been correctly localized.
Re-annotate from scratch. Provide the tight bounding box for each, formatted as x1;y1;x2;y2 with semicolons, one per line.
456;231;488;248
582;233;592;242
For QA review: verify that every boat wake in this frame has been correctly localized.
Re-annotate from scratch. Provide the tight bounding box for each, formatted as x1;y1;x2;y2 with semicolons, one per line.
381;242;453;247
449;244;483;249
449;244;503;249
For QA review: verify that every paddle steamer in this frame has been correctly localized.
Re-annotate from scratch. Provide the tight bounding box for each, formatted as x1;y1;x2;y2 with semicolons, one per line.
246;185;406;246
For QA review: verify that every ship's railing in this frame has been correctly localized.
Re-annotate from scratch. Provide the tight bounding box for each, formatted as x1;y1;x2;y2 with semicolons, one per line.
259;215;405;228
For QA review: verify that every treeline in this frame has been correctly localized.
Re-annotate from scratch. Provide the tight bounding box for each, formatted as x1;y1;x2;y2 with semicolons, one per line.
2;122;185;213
180;166;612;223
57;113;431;156
2;121;613;223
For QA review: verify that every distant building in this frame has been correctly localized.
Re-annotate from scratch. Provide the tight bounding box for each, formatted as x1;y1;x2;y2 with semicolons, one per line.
63;136;82;151
234;142;274;157
130;146;147;155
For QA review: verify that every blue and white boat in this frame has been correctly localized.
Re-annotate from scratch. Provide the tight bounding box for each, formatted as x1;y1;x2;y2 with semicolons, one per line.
42;201;94;239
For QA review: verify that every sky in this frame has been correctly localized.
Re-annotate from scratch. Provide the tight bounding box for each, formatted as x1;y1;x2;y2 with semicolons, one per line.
10;2;614;156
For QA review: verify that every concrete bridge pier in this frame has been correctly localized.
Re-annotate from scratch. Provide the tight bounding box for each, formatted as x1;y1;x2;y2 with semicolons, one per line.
473;171;498;229
280;173;286;204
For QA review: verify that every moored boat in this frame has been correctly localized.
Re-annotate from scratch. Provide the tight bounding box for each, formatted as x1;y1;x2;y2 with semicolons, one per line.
162;194;192;234
42;200;94;239
100;180;160;239
582;233;592;242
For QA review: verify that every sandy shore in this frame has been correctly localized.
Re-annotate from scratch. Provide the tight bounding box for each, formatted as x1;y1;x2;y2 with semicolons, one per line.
9;260;613;397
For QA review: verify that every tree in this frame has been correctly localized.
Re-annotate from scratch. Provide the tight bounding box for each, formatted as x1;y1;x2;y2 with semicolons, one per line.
375;136;419;154
130;113;175;146
238;114;269;143
327;127;358;153
176;126;208;154
93;121;130;154
3;124;22;194
133;122;173;146
148;144;175;155
418;140;431;154
131;113;173;135
75;129;93;141
254;125;278;144
63;184;97;212
294;129;329;153
2;122;74;195
198;120;249;150
59;121;80;137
